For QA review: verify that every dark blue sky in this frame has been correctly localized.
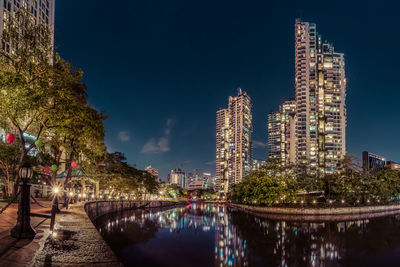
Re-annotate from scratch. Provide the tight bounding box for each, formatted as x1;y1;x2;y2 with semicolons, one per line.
56;0;400;180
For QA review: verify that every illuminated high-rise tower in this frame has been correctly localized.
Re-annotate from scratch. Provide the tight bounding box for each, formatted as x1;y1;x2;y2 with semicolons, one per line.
268;111;281;159
295;19;346;175
280;100;296;165
216;89;252;193
216;108;229;193
268;100;296;164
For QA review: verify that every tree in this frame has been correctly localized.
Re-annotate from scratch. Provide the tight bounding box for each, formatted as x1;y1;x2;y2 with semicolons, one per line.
85;152;160;199
0;141;21;195
0;8;64;193
368;168;400;203
228;164;298;206
295;163;324;194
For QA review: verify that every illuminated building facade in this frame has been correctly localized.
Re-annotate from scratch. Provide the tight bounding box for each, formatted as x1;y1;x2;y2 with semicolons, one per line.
280;100;296;164
294;19;346;175
268;99;296;164
386;161;400;171
216;108;229;192
216;89;252;193
0;0;55;53
145;165;159;181
362;151;386;174
202;172;214;190
268;111;281;159
187;180;203;191
169;168;186;189
251;159;266;171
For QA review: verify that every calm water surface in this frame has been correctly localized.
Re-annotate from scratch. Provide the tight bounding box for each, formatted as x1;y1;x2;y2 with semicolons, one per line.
94;204;400;267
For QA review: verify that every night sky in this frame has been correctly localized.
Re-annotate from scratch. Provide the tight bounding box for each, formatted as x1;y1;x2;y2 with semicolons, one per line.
55;0;400;180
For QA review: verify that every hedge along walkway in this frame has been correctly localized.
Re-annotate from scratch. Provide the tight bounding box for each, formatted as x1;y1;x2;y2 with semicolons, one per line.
228;203;400;216
31;203;122;267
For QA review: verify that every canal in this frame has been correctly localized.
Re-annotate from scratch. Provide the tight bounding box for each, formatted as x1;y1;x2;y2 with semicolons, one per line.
94;203;400;266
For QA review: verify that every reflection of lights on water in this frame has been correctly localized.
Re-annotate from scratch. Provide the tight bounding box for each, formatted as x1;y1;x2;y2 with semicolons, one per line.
99;203;381;266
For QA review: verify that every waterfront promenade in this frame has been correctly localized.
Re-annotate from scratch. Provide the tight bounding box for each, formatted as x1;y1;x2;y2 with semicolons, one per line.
0;201;121;267
0;201;52;266
2;200;400;266
0;200;185;266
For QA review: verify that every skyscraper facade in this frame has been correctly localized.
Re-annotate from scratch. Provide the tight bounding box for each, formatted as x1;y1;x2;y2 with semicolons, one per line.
216;89;252;193
268;100;296;164
0;0;55;53
294;19;346;175
267;111;281;159
215;108;229;192
280;100;296;164
267;20;346;176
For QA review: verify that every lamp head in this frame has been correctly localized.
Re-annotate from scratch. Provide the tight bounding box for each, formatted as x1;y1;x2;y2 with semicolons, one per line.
52;187;59;194
19;163;33;180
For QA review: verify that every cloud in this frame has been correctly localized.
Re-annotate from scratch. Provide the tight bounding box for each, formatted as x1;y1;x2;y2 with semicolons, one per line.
118;131;131;142
205;160;216;165
141;119;174;154
253;140;267;148
164;118;175;135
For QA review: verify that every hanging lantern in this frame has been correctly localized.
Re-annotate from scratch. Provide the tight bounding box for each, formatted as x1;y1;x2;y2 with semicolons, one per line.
35;139;43;147
71;161;78;169
50;164;58;172
44;167;51;174
5;133;15;144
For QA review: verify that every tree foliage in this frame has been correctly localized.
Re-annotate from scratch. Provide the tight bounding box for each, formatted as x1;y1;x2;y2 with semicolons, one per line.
85;152;159;197
229;156;400;206
229;162;298;206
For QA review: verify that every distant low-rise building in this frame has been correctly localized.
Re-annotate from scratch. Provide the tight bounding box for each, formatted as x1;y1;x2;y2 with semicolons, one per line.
169;168;186;189
251;160;266;171
145;165;159;181
362;151;386;174
202;172;214;190
386;161;400;171
187;180;203;191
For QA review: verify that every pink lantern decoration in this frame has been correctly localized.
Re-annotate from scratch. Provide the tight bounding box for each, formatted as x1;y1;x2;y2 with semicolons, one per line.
44;167;51;174
71;161;78;169
6;133;15;144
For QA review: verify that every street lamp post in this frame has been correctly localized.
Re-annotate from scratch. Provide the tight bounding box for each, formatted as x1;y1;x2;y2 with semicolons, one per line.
50;186;59;231
69;191;74;206
11;163;35;239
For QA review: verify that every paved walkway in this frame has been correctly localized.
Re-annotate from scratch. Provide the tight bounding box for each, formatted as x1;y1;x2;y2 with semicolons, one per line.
31;203;122;266
0;201;121;266
0;200;52;267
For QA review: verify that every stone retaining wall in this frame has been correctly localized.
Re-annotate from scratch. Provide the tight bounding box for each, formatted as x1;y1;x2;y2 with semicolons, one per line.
228;203;400;215
84;200;186;221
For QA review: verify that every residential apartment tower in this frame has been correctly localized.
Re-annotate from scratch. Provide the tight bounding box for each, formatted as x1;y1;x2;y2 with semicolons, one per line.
216;89;252;193
294;19;346;175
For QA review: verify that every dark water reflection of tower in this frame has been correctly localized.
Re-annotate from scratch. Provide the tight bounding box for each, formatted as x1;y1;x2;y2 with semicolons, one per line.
214;206;248;267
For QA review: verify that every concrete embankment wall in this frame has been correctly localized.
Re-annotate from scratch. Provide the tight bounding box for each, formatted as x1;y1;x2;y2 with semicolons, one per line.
228;203;400;216
84;200;186;221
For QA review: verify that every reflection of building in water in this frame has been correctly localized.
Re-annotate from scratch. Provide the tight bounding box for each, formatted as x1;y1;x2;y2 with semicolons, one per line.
234;212;373;267
104;204;217;233
214;206;248;267
97;203;396;267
